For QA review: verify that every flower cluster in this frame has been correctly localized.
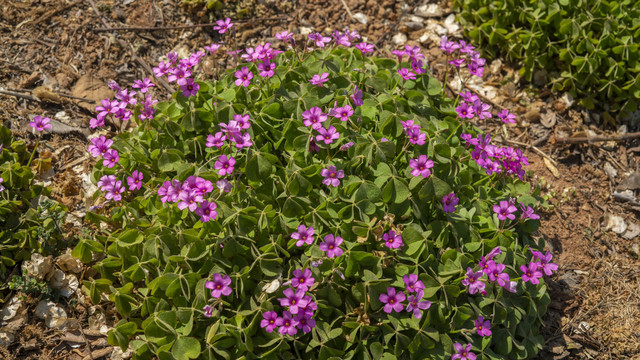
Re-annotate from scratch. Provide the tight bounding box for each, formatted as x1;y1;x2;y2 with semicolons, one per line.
462;246;515;295
291;225;343;258
93;77;159;128
392;45;427;79
521;250;558;285
460;133;529;180
492;197;540;221
379;274;431;319
156;176;218;222
401;119;427;146
261;268;317;335
202;273;233;317
440;36;485;78
208;113;253;150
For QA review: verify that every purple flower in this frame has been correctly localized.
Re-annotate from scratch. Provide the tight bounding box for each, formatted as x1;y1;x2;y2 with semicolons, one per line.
279;288;309;314
177;190;203;212
88;136;113;158
497;109;516;124
195;201;217;222
180;78;199;98
104;180;126;201
407;127;426;145
442;193;459;213
205;273;232;298
256;60;275;78
486;246;502;260
214;155;235;176
531;250;558;276
206;132;226;148
260;311;280;333
460;91;479;103
153;61;170;78
0;178;4;192
519;202;540;220
382;230;404;249
321;166;344;187
379;287;406;313
309;138;321;153
302;107;327;130
406;290;431;319
451;342;476;360
351;86;363;106
308;32;331;47
276;311;298;335
89;117;104;129
310;73;329;86
203;305;214;318
97;175;116;191
402;274;425;293
398;68;417;80
126;170;143;191
340;141;354;151
475;316;492;336
102;149;119;168
30;116;51;132
116;89;137;106
275;31;293;43
316;126;340;145
487;262;510;287
132;78;155;94
291;268;314;291
455;102;475;119
448;58;466;67
472;101;492;120
291;225;314;247
298;295;317;318
107;80;121;91
410;155;434;178
520;262;543;284
295;313;316;333
216;179;232;193
204;43;221;54
461;267;486;295
213;17;234;34
319;234;344;258
234;67;253;87
439;36;460;54
493;200;517;221
157;181;175;203
355;42;374;53
332;30;351;47
333;105;353;122
458;40;475;54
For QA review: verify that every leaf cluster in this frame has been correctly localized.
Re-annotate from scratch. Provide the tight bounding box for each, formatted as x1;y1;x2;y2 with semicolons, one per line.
454;0;640;117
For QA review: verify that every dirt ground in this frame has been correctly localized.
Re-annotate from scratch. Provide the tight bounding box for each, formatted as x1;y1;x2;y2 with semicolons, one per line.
1;0;640;359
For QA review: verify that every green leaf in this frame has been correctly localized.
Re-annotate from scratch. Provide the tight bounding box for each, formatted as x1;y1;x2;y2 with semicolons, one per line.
172;336;201;360
382;178;410;204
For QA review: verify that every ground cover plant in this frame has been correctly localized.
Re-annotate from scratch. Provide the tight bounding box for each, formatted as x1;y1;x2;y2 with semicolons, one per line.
453;0;640;118
0;121;66;278
79;23;556;360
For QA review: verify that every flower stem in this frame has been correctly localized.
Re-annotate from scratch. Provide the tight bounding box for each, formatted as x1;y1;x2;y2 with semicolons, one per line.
26;139;40;168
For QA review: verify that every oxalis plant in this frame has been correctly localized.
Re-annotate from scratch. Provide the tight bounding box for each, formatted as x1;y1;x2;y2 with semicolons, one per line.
78;19;556;360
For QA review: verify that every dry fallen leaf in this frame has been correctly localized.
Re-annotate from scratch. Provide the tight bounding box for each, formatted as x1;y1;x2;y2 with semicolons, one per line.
543;157;560;178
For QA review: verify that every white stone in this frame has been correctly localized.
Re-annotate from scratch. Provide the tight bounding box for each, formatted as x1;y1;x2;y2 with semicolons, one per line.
353;12;368;25
392;33;408;46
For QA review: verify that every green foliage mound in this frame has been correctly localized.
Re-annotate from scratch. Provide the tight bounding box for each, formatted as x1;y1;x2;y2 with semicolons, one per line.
0;124;66;277
82;43;551;360
454;0;640;117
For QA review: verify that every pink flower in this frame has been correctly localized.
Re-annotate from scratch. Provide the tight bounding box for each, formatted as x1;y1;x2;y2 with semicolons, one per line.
439;35;459;54
126;170;143;191
451;343;476;360
319;234;343;258
203;305;214;318
195;201;217;222
382;230;403;249
291;225;315;247
309;72;329;86
442;192;459;213
204;43;221;54
234;67;253;87
379;287;405;313
308;33;331;47
257;60;276;78
205;273;232;297
521;262;544;284
321;166;344;187
132;78;155;93
104;180;125;201
406;290;431;318
213;17;234;34
275;31;293;43
407;127;426;145
351;86;363;106
30;116;51;132
333;105;353;121
315;125;340;144
402;274;425;293
475;316;492;336
206;132;226;148
291;268;314;291
455;102;475;119
302;107;327;130
279;288;309;314
472;100;492;120
355;42;374;53
87;136;113;158
214;155;235;176
409;155;434;178
102;149;119;168
493;200;517;221
497;109;516;124
398;68;416;80
461;267;486;295
180;78;199;98
276;311;298;335
260;311;280;333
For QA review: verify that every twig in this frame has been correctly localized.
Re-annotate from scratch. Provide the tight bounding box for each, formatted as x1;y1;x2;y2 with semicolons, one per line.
500;138;558;166
79;324;95;360
85;0;175;94
339;0;355;20
0;89;40;102
553;132;640;144
91;15;288;32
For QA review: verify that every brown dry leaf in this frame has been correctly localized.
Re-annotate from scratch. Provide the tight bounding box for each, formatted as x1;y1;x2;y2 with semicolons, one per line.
540;111;557;128
544;157;560;178
32;86;63;103
71;75;113;113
